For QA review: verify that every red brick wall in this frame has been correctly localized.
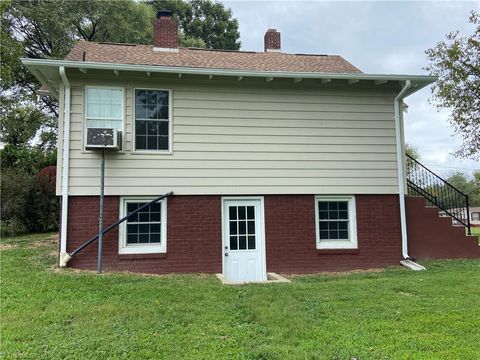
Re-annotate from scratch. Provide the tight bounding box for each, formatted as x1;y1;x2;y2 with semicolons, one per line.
264;194;402;273
66;194;403;273
153;15;178;49
67;196;221;273
264;29;281;51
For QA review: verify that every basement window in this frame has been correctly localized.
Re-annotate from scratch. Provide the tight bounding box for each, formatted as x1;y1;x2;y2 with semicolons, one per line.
118;197;167;254
134;89;171;152
315;196;358;249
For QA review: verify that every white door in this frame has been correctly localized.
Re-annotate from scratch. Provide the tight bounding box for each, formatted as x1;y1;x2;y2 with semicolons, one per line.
222;198;267;283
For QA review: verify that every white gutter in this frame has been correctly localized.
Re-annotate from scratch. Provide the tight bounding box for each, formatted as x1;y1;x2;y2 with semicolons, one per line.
394;80;412;260
59;66;71;267
20;58;437;85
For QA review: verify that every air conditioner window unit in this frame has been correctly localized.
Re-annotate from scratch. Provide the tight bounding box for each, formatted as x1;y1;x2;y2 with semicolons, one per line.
86;128;122;151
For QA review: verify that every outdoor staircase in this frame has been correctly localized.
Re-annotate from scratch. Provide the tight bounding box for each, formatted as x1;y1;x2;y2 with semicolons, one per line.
405;154;480;259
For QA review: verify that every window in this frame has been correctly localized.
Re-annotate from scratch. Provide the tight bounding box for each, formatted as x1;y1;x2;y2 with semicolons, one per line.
119;197;167;254
134;89;171;151
472;212;480;221
85;87;124;139
315;196;357;249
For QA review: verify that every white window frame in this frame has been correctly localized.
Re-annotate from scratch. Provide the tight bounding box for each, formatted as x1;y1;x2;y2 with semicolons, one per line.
472;212;480;221
118;197;167;254
132;88;173;154
83;85;125;151
315;195;358;250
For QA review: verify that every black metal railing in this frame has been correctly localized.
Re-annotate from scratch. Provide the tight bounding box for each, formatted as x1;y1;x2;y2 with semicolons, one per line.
406;154;471;235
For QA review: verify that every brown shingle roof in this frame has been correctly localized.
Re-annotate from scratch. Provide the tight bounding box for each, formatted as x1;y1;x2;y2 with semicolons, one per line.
65;41;362;74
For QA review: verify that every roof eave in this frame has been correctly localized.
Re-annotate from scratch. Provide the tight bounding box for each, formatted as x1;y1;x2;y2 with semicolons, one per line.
21;58;437;94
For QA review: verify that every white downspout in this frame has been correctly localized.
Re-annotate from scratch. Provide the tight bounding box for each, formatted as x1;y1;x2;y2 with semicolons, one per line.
59;66;71;267
394;80;412;260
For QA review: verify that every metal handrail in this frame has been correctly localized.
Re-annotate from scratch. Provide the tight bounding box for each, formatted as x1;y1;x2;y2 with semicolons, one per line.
406;154;471;235
69;191;173;257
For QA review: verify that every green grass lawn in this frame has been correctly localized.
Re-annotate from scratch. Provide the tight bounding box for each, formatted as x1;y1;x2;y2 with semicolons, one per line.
1;233;480;359
471;226;480;238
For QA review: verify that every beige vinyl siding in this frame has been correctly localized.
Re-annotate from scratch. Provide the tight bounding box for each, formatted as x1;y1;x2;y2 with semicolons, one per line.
64;80;399;196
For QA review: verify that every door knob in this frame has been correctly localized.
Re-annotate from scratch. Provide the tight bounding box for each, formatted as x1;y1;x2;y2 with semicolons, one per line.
224;246;228;249
224;253;228;256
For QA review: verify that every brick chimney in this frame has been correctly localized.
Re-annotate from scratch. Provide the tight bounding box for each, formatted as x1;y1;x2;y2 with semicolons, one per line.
153;10;179;51
264;29;281;52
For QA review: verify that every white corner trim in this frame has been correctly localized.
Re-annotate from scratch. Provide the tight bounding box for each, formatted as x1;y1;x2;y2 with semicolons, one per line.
394;81;412;259
315;195;358;250
59;66;70;261
118;197;167;254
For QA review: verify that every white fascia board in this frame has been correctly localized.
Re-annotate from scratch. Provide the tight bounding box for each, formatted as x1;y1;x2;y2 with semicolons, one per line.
21;58;437;84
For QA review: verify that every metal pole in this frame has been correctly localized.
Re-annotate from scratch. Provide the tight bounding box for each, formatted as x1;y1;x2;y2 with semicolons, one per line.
98;150;105;273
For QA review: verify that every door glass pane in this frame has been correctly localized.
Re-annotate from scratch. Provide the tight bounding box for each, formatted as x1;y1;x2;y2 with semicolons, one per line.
238;206;246;220
229;206;237;220
230;236;238;250
239;236;247;250
248;236;256;250
229;221;237;235
239;221;246;235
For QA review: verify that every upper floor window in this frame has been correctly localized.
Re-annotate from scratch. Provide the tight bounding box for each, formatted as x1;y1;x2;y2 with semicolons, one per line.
472;212;480;221
315;196;358;249
134;89;171;151
85;87;124;130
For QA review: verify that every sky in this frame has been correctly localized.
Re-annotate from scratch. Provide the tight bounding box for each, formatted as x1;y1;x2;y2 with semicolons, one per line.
223;0;479;177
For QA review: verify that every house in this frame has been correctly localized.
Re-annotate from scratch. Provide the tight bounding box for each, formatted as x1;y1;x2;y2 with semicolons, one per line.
22;11;480;282
446;207;480;227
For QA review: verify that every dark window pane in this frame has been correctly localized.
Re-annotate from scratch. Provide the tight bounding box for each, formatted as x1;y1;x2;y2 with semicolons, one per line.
229;207;237;220
159;105;169;119
158;91;169;106
339;221;348;230
150;233;161;243
338;202;348;210
247;206;255;219
229;221;237;235
147;136;157;150
127;224;138;234
319;222;328;230
329;230;338;239
139;224;149;233
319;230;329;239
339;230;349;239
135;104;147;120
248;236;255;249
239;236;247;250
139;234;149;243
247;221;255;234
329;202;338;211
139;212;149;222
127;234;138;244
151;203;160;212
339;211;349;219
147;91;158;106
238;207;246;219
150;224;161;233
239;221;246;235
319;211;328;220
230;236;237;250
135;90;147;105
147;105;158;120
319;202;328;211
329;211;339;220
330;221;339;230
147;122;158;135
127;203;138;213
136;120;147;135
150;212;160;222
159;136;169;150
159;121;169;135
136;135;146;150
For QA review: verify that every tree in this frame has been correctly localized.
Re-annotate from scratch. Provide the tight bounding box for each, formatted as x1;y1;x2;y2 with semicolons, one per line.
446;171;480;207
425;11;480;160
150;0;240;50
406;143;421;160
